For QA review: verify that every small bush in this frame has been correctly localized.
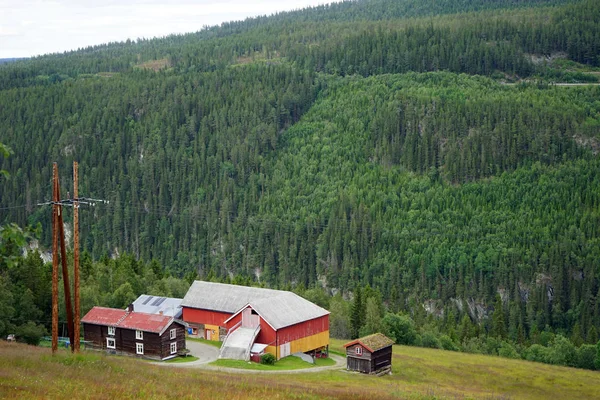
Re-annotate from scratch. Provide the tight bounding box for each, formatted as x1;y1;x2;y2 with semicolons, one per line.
260;353;276;365
382;313;417;346
524;344;549;363
547;335;576;367
420;331;441;349
16;322;46;346
498;341;520;359
576;344;597;370
439;335;459;351
462;337;485;354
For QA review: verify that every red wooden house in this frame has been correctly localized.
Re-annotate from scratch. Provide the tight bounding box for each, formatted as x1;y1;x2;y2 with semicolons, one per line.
181;281;329;360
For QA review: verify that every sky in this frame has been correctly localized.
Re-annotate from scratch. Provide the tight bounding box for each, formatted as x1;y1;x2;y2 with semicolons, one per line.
0;0;328;58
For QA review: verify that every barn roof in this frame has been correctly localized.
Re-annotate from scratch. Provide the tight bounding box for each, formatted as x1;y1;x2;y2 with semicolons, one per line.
183;281;330;330
82;306;184;335
343;333;394;353
131;295;182;318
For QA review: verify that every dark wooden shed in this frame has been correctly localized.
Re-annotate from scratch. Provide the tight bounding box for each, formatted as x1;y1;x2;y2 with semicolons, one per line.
343;333;394;375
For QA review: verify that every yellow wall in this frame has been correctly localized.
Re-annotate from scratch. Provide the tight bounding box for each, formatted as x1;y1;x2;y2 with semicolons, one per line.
204;324;219;340
263;331;330;359
265;345;277;358
289;330;329;354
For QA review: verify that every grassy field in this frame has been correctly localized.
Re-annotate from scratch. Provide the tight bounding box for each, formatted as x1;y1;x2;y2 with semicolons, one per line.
165;355;199;363
1;340;599;399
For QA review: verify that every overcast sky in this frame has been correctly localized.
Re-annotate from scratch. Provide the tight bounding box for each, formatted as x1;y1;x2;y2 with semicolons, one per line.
0;0;329;58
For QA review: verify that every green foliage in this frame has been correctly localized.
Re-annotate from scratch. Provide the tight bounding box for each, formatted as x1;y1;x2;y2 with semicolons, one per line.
576;344;597;370
15;321;47;345
301;288;330;310
546;335;577;367
498;341;521;359
350;286;364;339
360;297;383;337
260;353;276;365
439;335;459;352
382;313;417;345
524;344;550;363
329;294;351;339
596;341;600;370
421;331;441;349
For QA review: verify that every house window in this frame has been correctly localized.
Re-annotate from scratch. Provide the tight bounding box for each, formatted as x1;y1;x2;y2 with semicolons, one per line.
355;346;363;356
108;326;115;336
106;338;116;349
170;328;176;340
170;342;177;354
136;343;144;355
136;330;143;340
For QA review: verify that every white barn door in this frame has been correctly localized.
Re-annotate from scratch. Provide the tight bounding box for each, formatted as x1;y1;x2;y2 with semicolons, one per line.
242;307;259;328
280;342;291;358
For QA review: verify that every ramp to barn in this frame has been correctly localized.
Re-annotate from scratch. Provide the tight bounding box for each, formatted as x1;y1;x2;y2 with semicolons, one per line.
219;326;261;361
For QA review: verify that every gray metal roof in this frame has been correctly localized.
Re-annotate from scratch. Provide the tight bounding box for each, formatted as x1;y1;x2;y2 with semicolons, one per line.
182;281;329;329
131;295;183;318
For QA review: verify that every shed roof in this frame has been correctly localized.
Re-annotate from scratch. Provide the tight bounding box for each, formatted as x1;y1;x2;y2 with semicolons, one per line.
343;333;394;353
131;295;182;318
82;306;183;335
182;281;329;330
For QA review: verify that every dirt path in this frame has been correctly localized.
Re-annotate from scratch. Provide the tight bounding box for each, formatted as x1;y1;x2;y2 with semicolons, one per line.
158;341;346;374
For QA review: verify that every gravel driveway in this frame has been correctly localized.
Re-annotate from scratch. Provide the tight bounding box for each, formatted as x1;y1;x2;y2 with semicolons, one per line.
159;340;346;374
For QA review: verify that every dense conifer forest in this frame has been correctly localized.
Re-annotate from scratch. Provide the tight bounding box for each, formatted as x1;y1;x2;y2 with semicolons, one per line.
1;0;600;369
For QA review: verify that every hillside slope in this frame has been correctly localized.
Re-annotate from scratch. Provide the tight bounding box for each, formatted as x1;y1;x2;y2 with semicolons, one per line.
1;0;599;363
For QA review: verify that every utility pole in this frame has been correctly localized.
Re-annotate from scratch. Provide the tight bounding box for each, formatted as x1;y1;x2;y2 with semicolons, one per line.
41;162;108;355
51;163;59;355
73;161;80;352
57;196;75;350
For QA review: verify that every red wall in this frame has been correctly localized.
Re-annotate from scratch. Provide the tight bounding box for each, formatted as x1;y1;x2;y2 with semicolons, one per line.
277;314;329;344
225;311;242;330
182;307;232;327
256;316;276;345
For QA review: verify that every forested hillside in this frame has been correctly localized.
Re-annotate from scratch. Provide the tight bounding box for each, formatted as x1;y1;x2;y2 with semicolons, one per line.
1;0;600;369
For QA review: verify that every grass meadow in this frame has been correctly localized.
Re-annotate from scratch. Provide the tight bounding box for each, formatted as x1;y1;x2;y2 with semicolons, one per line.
1;339;599;399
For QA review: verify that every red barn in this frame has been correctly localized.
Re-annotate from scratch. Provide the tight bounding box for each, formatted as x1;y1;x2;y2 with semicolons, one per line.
181;281;329;360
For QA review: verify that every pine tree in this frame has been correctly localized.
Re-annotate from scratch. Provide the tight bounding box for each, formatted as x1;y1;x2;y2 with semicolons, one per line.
350;286;364;339
492;294;507;339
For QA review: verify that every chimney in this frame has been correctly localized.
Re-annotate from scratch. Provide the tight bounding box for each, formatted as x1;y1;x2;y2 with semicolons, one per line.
159;310;163;315
128;303;134;312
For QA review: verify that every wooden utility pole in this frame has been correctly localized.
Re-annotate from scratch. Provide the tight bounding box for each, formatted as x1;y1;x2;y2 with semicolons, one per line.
73;161;80;352
57;202;75;350
43;161;104;355
51;163;59;354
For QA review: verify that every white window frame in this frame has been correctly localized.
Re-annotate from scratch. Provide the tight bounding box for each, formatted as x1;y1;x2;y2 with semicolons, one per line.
136;330;143;340
108;326;115;336
106;338;116;349
355;346;363;356
170;342;177;354
136;343;144;355
170;328;176;340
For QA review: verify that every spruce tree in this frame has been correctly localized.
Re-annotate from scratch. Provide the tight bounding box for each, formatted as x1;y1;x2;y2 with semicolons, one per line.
350;286;364;339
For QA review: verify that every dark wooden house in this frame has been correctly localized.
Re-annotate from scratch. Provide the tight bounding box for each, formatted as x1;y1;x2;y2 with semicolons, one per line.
82;306;186;360
343;333;394;374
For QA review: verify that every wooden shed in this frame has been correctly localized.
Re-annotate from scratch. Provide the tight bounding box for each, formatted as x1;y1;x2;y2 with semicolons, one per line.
343;333;394;374
181;281;330;360
82;306;186;360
